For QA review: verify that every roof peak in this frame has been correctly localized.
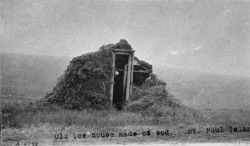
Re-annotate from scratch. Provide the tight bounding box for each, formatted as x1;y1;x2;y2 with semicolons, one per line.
112;39;133;50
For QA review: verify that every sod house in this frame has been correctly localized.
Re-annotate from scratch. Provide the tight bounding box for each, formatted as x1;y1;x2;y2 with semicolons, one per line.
44;40;153;110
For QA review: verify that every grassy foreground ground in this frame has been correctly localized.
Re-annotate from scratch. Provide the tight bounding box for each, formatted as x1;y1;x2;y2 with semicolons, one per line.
1;102;250;145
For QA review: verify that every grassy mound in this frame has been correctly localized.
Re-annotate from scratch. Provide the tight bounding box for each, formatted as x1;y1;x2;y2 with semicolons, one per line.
127;85;181;109
125;82;205;124
44;44;114;110
126;84;181;115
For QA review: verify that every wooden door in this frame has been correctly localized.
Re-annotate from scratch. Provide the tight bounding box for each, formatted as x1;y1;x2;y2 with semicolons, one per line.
122;65;128;102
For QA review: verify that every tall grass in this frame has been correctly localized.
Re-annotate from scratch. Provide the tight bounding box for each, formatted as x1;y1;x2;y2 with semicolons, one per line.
1;102;203;129
1;102;149;128
2;102;250;131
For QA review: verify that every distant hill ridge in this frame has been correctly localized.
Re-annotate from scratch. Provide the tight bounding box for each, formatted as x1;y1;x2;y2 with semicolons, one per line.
1;52;70;100
154;66;250;110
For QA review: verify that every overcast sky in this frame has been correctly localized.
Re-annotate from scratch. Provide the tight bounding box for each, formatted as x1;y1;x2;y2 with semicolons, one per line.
0;0;249;77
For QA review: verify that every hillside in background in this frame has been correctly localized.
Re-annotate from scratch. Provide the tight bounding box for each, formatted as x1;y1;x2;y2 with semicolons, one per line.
154;66;250;110
1;52;70;102
1;52;250;110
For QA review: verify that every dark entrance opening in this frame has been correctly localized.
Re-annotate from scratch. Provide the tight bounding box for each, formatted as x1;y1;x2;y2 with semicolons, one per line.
113;54;129;110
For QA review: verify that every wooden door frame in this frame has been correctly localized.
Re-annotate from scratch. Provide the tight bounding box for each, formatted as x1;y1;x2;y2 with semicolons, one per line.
110;49;134;107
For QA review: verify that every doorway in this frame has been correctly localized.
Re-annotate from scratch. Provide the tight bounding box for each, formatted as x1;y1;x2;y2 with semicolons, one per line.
113;54;129;110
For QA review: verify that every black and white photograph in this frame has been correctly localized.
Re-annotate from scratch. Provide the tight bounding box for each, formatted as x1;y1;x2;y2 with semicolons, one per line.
1;0;250;145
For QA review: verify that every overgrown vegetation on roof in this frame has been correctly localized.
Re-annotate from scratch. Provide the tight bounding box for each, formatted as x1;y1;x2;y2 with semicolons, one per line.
43;44;114;110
